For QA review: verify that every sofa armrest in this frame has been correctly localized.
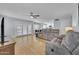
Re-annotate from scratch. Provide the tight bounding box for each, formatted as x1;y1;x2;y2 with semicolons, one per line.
45;41;70;55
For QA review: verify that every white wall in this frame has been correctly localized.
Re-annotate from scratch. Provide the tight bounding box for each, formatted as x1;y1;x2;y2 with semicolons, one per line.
51;16;72;34
0;15;45;41
71;4;79;32
59;17;72;34
0;15;34;41
5;17;33;36
45;20;54;28
33;22;42;30
0;15;2;35
72;4;78;27
53;4;78;33
54;19;61;29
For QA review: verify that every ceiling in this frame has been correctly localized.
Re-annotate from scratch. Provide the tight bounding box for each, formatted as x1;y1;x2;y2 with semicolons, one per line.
0;3;77;23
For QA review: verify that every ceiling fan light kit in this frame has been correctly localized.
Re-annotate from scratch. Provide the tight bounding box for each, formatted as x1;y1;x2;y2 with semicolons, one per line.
30;12;40;19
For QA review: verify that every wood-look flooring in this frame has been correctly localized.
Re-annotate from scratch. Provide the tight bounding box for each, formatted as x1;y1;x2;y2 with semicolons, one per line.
13;35;45;55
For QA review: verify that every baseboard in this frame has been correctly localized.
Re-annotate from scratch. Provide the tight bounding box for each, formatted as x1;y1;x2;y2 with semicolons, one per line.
16;34;33;38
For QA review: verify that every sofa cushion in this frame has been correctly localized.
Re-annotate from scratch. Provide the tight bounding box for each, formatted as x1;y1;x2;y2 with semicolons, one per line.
61;31;79;52
72;45;79;54
46;40;70;55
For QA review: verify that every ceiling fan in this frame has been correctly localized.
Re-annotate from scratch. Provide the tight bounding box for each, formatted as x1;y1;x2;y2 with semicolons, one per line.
29;12;40;19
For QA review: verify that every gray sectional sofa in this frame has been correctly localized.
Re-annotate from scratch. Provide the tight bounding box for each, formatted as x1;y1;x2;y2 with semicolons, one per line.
46;31;79;55
38;28;59;41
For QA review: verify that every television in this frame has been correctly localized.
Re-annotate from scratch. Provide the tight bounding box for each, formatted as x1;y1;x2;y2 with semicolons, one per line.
1;17;4;45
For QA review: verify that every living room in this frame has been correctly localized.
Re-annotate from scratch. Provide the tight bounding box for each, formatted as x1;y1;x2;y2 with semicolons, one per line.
0;3;79;55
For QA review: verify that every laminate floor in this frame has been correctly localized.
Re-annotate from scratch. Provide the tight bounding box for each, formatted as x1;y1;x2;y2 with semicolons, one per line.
14;35;45;55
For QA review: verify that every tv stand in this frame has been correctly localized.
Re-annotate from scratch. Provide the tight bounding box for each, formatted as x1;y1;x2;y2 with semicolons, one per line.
0;41;16;55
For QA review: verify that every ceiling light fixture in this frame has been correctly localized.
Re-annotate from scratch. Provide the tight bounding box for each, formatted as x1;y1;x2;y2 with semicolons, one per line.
30;12;40;19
